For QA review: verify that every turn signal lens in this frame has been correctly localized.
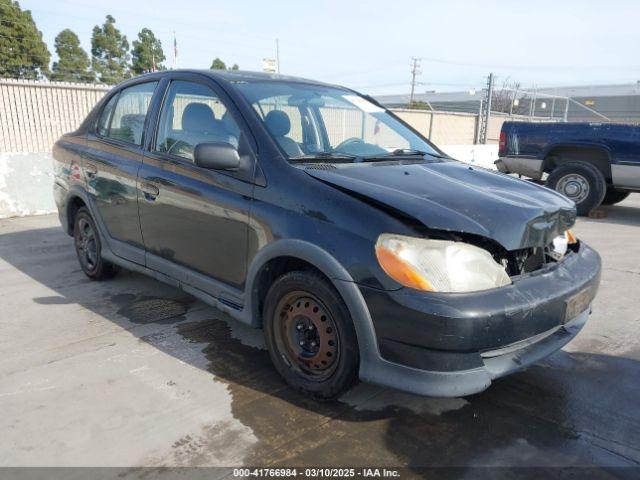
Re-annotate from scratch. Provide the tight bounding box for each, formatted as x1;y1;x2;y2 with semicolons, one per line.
375;245;434;291
565;229;577;244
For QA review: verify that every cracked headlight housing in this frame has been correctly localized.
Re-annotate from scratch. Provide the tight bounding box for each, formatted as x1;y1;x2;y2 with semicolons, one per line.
375;234;511;292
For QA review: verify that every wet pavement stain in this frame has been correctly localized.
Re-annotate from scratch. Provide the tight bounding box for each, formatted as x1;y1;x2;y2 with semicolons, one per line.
115;294;194;324
171;316;640;471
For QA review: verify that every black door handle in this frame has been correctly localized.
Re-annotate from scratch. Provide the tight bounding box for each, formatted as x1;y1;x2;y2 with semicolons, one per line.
140;181;160;200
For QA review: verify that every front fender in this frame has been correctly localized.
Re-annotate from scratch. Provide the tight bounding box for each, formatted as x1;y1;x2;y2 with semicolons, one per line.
242;239;382;378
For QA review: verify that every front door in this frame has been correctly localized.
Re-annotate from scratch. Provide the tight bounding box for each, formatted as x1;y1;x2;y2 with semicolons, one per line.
138;77;255;300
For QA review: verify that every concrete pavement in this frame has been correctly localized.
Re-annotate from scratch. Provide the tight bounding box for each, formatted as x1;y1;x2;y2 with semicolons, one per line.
1;197;639;474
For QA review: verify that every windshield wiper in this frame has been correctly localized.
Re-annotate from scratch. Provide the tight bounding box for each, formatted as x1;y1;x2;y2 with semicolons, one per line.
361;149;449;162
288;152;359;163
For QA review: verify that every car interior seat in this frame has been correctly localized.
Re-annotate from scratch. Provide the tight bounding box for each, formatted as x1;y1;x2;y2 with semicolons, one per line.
264;110;304;157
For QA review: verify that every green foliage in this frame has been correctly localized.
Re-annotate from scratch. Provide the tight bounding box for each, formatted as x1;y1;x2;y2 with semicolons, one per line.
51;29;94;82
210;57;227;70
131;28;165;74
0;0;51;79
408;101;431;110
91;15;130;84
210;58;240;71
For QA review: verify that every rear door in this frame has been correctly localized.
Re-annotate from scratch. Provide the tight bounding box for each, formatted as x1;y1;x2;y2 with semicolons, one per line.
138;74;257;300
85;80;159;263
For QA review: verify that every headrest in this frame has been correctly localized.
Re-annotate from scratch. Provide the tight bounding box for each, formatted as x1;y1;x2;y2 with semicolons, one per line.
182;103;216;133
264;110;291;137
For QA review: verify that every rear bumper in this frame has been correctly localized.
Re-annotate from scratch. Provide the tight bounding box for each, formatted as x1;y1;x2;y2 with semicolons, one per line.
496;156;544;179
357;242;601;397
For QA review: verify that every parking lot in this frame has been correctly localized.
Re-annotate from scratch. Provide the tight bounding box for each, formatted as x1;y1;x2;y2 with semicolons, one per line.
1;197;639;475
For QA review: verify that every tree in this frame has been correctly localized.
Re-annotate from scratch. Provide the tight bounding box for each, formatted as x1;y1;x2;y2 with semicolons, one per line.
210;58;240;71
0;0;50;79
210;57;226;70
51;29;93;82
131;28;165;74
91;15;130;84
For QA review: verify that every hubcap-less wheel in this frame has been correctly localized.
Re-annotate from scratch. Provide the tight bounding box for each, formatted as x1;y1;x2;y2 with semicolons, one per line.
273;291;339;381
75;217;98;271
555;173;590;204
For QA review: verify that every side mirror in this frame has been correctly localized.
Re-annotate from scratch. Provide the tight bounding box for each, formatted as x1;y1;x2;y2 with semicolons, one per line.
194;142;240;171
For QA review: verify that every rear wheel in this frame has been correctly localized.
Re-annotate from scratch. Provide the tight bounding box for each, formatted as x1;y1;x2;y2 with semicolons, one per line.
546;162;606;216
263;270;359;400
73;207;119;280
601;188;631;206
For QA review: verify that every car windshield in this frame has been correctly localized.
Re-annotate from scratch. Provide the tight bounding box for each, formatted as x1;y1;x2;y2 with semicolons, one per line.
234;80;441;162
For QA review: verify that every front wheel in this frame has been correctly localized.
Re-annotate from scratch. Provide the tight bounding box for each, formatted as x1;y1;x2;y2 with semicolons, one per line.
263;271;359;400
546;162;606;216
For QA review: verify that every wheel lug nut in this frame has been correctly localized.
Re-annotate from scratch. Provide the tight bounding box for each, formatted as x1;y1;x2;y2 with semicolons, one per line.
296;323;304;331
311;341;316;347
299;340;305;346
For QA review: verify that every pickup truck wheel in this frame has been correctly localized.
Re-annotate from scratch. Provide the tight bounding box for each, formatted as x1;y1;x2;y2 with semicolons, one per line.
546;162;606;216
602;188;631;206
263;270;359;400
73;207;119;280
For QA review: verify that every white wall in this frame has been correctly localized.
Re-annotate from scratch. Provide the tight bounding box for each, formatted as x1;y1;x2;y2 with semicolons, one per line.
0;153;56;219
440;144;499;170
0;146;498;219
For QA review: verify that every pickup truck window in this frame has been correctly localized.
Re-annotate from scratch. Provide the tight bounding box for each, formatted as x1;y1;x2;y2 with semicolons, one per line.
154;80;240;162
104;82;158;146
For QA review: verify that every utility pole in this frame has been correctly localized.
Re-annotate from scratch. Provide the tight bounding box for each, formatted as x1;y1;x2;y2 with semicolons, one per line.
409;57;421;107
276;39;280;73
478;72;494;144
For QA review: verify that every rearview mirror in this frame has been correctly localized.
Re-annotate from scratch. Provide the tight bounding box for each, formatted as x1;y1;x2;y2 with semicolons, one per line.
194;142;240;171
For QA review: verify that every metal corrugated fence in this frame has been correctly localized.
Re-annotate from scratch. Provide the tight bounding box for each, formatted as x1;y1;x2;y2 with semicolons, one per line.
0;79;526;154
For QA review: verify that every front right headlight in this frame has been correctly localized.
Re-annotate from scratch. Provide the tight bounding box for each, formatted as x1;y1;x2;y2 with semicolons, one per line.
375;234;511;293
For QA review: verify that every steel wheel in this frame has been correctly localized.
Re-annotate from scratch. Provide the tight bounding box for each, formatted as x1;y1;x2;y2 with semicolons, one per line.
75;216;98;272
555;173;590;204
273;291;340;382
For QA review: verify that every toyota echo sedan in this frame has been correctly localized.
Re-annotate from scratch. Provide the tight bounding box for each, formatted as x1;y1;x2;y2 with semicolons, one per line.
53;70;601;399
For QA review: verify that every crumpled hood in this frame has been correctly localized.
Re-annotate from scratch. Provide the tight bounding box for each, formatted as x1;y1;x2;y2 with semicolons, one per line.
305;161;576;251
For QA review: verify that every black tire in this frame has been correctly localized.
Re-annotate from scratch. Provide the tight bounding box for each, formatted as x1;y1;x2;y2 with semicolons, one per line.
546;162;607;216
601;188;631;206
73;207;119;280
263;270;359;400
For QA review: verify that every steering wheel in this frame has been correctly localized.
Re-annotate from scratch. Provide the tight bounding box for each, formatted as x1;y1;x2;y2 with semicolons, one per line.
333;137;365;153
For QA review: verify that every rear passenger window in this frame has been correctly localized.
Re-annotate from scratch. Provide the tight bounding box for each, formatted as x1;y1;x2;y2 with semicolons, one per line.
154;80;240;161
102;82;158;146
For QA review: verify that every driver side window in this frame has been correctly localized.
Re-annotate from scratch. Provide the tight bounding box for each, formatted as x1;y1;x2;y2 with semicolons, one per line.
154;80;240;161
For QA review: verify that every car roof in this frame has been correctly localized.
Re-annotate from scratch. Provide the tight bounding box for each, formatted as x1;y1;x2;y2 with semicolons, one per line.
130;69;341;89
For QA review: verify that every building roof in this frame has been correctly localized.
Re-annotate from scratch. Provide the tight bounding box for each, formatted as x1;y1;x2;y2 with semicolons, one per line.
376;81;640;107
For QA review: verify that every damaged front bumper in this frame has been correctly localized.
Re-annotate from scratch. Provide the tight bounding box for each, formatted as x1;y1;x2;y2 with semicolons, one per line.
358;241;601;397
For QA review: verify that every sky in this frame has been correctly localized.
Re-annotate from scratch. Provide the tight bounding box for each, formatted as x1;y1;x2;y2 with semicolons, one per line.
22;0;640;95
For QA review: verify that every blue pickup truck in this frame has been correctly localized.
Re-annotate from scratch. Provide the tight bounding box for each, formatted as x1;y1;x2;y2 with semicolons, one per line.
496;122;640;215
